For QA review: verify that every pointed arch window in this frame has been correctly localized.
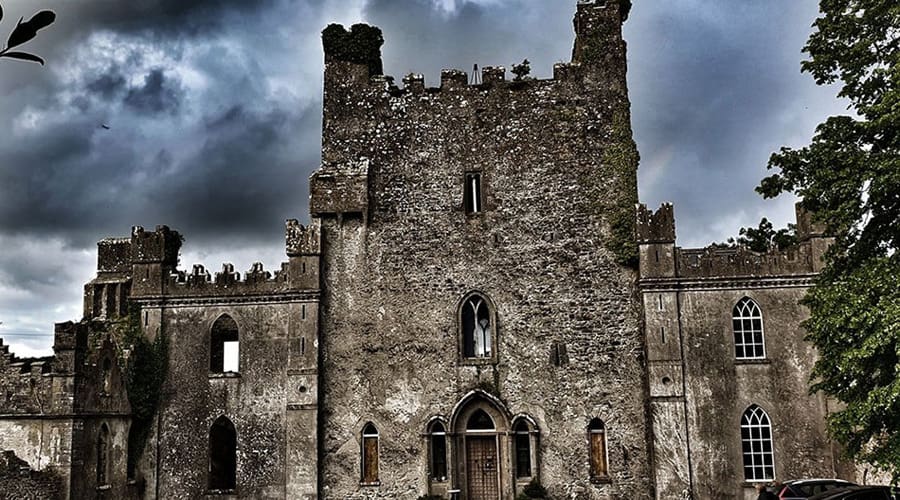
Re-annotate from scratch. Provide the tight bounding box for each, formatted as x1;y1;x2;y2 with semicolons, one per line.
428;421;448;481
513;419;536;479
460;293;496;362
97;423;110;486
733;297;765;359
741;405;774;482
102;357;112;394
211;315;239;373
361;423;380;485
208;416;237;491
588;418;608;479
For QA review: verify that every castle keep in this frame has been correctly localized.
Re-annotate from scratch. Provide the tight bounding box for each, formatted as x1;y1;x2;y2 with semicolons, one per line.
0;1;856;499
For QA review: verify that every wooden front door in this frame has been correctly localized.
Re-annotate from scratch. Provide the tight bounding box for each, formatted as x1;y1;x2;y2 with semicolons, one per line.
466;436;499;500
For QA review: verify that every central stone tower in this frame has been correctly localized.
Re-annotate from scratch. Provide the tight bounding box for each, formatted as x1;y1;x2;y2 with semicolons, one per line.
311;0;651;498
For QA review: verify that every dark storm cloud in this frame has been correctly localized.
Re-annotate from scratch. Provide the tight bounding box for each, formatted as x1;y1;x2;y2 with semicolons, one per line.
86;71;127;99
123;68;182;113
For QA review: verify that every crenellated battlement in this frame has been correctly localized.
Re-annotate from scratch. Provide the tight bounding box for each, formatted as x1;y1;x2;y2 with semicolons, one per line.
286;219;321;256
131;225;181;267
638;202;833;281
636;203;676;243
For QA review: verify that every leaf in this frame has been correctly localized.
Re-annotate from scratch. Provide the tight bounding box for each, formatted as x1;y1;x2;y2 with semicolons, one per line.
0;4;4;23
7;16;35;49
28;10;56;31
1;51;45;65
6;10;56;49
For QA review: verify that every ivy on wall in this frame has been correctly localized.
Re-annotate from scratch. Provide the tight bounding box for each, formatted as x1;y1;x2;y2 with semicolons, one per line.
321;23;384;77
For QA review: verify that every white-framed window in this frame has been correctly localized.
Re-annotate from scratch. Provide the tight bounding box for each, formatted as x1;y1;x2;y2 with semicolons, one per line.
741;405;774;482
733;297;765;359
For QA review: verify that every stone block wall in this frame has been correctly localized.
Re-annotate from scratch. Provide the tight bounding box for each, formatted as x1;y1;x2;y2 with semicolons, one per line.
315;1;651;498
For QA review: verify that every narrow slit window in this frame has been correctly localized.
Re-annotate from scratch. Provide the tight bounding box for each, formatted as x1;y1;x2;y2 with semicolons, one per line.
464;172;483;214
589;418;608;478
429;421;448;481
301;304;307;320
362;423;379;484
514;420;532;478
658;294;663;311
660;326;666;344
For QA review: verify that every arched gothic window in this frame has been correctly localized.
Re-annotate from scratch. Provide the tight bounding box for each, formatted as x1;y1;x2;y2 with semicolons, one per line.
361;423;379;484
208;416;237;491
210;315;239;373
513;419;536;479
741;405;774;481
467;409;495;431
428;421;448;481
588;418;608;479
461;294;495;360
733;297;765;359
97;423;110;486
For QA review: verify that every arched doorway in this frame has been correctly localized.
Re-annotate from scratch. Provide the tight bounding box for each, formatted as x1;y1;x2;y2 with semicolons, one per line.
451;391;511;500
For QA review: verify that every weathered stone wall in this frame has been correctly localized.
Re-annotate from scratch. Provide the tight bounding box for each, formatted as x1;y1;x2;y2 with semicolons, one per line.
316;2;650;499
639;203;853;500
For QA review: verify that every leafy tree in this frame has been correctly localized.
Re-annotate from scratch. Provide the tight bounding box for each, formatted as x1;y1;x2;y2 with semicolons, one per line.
757;0;900;477
511;59;531;81
725;217;797;252
0;3;55;65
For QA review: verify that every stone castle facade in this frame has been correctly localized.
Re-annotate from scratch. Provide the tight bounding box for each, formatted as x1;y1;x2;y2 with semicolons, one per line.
0;1;858;499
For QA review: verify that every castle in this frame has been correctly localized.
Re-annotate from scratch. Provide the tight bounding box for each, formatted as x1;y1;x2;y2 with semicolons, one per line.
0;1;857;499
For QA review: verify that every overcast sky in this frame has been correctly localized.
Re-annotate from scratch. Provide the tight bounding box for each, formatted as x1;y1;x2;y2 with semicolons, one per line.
0;0;847;356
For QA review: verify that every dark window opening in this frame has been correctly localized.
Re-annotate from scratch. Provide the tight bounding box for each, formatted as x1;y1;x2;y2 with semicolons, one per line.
301;337;306;355
210;315;239;373
514;420;532;478
464;172;483;214
462;295;492;359
550;341;569;366
467;409;495;431
97;423;110;486
301;304;307;320
208;416;237;491
362;423;379;484
429;421;448;481
660;326;666;344
589;418;608;478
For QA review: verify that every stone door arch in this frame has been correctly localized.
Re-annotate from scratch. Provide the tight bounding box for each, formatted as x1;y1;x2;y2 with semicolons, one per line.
450;391;512;500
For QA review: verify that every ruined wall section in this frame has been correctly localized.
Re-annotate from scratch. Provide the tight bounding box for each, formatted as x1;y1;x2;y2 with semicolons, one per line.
0;322;131;500
106;222;323;499
316;2;650;498
638;203;851;500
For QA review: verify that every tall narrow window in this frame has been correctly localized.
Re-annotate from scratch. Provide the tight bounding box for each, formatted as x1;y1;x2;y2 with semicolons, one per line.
209;416;237;491
97;423;110;486
733;297;765;359
588;418;608;479
210;314;239;373
102;358;112;394
464;172;483;214
461;294;493;359
362;423;379;484
429;421;448;481
741;405;774;482
514;420;532;479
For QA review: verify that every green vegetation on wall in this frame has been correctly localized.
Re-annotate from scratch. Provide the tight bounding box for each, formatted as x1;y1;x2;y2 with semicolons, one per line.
113;305;169;476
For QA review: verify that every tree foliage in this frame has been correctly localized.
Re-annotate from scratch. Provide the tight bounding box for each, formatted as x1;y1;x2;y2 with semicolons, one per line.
725;217;797;253
321;23;384;77
0;3;55;65
758;0;900;477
